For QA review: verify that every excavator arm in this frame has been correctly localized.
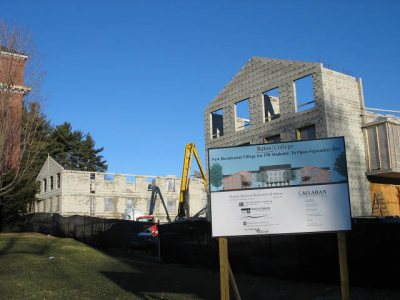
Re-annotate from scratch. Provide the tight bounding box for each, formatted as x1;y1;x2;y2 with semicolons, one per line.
177;143;207;220
149;185;172;223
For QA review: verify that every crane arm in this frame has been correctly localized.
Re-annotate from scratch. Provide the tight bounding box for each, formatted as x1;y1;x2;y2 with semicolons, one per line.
177;143;207;220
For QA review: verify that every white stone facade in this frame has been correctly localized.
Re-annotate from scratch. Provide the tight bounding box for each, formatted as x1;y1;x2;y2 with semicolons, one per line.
35;157;207;223
204;57;400;217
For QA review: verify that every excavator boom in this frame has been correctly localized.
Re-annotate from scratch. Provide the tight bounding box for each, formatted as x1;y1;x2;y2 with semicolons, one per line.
177;143;207;219
149;185;172;223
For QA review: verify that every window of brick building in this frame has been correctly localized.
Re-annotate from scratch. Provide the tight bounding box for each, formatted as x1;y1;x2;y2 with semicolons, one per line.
235;99;250;131
211;109;224;139
294;75;315;112
263;88;280;122
297;125;316;140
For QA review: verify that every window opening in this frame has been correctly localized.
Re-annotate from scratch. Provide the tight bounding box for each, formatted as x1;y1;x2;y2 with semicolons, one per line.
56;196;61;211
147;177;155;190
166;179;175;192
263;88;280;122
126;175;136;184
89;196;95;216
90;173;96;180
264;134;281;144
167;200;176;212
235;99;250;131
104;198;114;212
211;109;224;139
104;174;114;181
43;178;47;192
50;176;54;190
57;173;61;188
294;75;315;112
297;125;316;140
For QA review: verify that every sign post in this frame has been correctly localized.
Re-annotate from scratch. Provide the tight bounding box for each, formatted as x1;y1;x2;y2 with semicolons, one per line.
209;137;352;299
219;237;229;300
337;232;350;300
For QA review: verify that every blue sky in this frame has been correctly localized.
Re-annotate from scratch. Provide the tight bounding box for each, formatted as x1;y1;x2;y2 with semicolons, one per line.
1;1;399;176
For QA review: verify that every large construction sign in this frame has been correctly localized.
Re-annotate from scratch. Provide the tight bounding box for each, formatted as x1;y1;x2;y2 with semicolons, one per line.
209;137;351;237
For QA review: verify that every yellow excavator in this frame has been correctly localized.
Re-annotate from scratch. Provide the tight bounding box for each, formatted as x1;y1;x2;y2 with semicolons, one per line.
176;143;208;220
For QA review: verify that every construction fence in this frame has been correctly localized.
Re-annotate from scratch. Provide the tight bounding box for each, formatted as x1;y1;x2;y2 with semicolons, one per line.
22;213;151;248
20;213;400;286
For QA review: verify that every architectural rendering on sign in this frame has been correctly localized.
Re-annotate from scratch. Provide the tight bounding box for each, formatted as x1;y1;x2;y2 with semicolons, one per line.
205;57;400;217
209;138;345;192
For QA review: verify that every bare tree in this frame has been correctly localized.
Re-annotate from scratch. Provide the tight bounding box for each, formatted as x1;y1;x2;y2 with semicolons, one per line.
0;20;44;199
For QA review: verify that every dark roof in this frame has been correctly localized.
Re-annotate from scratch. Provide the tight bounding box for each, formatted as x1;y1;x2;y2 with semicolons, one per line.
259;164;291;171
0;45;25;56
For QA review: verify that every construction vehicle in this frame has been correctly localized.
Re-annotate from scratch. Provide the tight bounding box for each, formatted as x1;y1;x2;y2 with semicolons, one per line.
136;185;172;224
124;185;172;224
129;185;171;254
176;143;208;220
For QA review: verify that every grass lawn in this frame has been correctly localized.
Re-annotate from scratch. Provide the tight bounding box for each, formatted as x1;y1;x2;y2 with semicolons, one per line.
2;232;400;300
0;232;217;299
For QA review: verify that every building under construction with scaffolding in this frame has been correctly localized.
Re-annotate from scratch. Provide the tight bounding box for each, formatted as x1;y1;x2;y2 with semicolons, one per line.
205;57;400;217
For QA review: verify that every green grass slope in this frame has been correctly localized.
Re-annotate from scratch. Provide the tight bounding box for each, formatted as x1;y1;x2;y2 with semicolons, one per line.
2;233;400;300
0;233;215;299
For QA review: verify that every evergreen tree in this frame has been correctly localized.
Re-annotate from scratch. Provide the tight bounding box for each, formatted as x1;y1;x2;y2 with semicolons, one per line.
210;163;223;190
48;122;107;172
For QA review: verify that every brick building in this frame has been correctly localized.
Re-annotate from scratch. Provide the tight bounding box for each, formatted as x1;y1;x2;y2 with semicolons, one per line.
205;57;400;217
223;170;252;190
0;46;29;170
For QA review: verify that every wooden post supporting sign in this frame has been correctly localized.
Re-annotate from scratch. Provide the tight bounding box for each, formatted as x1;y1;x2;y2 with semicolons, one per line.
337;231;350;300
219;237;229;300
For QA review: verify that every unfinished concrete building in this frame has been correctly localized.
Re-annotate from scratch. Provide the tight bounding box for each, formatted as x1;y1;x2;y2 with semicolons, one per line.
35;156;207;223
205;57;400;217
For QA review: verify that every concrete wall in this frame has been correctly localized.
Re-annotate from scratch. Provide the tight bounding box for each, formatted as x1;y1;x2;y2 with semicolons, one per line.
320;68;370;216
36;157;207;223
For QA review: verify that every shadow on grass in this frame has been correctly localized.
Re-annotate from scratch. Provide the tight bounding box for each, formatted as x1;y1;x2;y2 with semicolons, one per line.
100;270;220;299
97;247;220;299
0;235;52;256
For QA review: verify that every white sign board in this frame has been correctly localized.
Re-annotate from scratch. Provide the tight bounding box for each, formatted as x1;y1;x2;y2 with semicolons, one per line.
208;137;351;237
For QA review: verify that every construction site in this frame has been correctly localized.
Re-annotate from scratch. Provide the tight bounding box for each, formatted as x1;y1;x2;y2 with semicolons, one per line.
20;57;400;298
